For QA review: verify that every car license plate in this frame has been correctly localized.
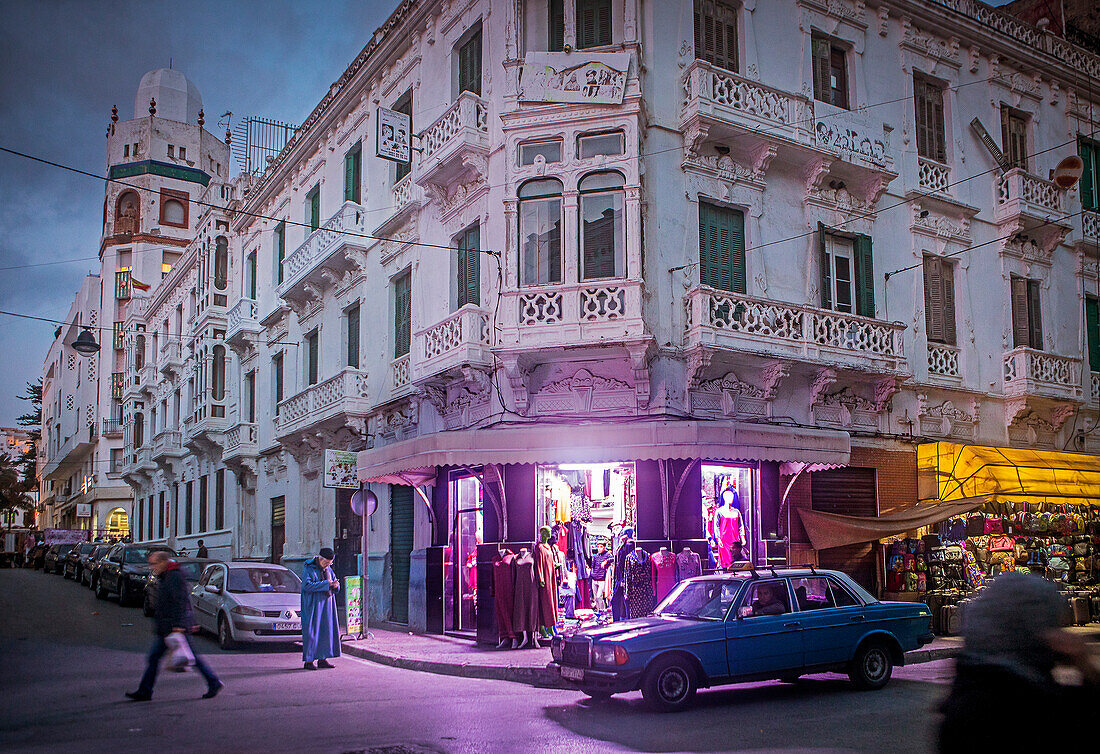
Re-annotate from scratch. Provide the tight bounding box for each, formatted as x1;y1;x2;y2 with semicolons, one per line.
560;665;584;681
275;622;300;631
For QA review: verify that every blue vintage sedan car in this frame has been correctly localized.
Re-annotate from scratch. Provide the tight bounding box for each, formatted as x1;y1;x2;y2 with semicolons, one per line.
550;568;934;711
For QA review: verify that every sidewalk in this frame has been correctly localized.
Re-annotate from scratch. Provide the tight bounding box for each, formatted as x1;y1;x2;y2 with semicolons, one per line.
341;629;966;688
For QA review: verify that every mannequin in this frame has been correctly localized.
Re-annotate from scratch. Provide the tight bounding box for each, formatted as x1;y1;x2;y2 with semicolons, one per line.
492;549;516;649
675;546;702;581
714;486;746;569
533;526;559;645
511;547;538;648
651;546;677;602
611;538;635;621
624;546;655;618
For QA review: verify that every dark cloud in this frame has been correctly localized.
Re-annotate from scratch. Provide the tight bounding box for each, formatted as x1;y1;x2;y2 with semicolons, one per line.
0;0;392;424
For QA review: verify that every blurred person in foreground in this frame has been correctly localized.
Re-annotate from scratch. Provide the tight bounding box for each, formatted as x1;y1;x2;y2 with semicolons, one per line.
939;572;1097;752
126;551;223;701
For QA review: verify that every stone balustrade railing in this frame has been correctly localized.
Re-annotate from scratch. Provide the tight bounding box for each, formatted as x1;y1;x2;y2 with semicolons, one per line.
420;92;488;162
280;202;365;294
276;367;370;436
1003;347;1081;400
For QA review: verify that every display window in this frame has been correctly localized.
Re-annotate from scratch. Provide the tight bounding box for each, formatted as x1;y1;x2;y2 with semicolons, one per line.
445;473;483;634
702;463;757;569
537;462;637;545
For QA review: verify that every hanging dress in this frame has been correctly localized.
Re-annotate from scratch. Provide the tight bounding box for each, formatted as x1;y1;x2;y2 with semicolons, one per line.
624;549;655;618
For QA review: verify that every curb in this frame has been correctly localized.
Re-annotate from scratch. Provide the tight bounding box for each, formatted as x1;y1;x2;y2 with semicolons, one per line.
341;641;958;688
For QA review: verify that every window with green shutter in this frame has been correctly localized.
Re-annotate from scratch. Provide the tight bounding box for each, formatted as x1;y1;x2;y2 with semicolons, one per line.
853;234;874;318
274;221;286;284
698;202;746;293
1080;136;1099;212
1087;297;1100;372
456;224;481;308
458;25;482;97
819;226;873;317
576;0;612;49
393;92;413;183
346;304;360;369
394;272;412;358
246;251;257;299
344;143;362;204
307;185;320;232
306;329;319;385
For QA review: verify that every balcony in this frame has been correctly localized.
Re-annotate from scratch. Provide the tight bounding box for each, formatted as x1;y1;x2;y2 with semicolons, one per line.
221;422;258;464
151;429;184;463
680;60;814;152
916;157;952;197
391;354;412;396
183;411;229;454
102;418;123;438
226;298;263;349
413;305;493;383
1092;372;1100;405
415;92;489;191
158;341;184;377
276;367;370;441
1071;209;1100;250
684;286;908;375
497;280;647;351
994;168;1067;230
40;424;96;481
278;201;369;300
1003;347;1082;402
375;176;424;235
927;343;961;381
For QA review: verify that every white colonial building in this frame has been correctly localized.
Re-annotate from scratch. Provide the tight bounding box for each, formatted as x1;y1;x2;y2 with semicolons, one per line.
72;0;1100;638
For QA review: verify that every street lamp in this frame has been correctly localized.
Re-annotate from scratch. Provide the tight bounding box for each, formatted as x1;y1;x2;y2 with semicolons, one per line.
71;328;101;356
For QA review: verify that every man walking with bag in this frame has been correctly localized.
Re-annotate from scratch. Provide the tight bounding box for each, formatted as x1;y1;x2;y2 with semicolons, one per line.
126;551;223;701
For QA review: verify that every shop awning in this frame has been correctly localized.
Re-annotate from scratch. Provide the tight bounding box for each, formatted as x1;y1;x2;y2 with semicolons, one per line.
796;495;990;551
358;419;850;484
918;442;1100;508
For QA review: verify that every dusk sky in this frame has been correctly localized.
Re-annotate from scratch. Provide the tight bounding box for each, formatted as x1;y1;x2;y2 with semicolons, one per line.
0;0;394;427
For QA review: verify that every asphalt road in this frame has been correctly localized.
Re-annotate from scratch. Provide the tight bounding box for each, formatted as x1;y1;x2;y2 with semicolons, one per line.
0;567;954;754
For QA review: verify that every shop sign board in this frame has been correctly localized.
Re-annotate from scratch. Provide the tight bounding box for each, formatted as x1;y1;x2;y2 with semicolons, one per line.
520;52;630;105
76;503;92;518
345;575;363;636
323;449;359;489
376;106;411;164
43;528;89;545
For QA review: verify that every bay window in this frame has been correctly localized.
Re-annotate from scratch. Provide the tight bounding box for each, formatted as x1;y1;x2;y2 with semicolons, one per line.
519;179;563;286
579;172;625;280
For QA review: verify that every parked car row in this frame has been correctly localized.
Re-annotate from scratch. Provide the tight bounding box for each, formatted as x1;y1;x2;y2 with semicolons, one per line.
43;543;305;650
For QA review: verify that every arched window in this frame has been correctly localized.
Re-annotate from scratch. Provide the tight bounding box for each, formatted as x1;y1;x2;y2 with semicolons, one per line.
115;191;140;234
518;178;563;286
134;334;146;370
213;236;228;291
105;508;129;539
211;345;226;401
134;413;144;448
162;198;185;225
578;171;625;280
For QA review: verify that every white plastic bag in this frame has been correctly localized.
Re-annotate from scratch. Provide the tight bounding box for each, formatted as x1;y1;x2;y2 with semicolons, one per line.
165;632;195;672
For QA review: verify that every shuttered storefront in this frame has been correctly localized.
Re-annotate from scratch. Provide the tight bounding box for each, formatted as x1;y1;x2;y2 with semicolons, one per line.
390;485;414;624
811;468;878;591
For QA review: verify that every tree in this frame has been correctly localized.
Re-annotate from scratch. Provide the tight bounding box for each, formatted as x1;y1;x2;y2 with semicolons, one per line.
0;452;33;531
15;379;41;490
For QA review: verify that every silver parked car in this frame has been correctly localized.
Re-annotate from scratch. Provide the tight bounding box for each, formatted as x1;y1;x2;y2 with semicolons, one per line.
191;562;303;649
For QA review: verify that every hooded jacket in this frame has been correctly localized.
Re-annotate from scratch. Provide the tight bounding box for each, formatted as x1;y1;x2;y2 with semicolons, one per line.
152;561;194;636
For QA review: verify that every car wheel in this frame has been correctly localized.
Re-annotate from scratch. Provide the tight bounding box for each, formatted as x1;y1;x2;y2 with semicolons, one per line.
119;581;131;606
848;642;893;690
94;578;108;600
641;655;697;713
218;615;236;650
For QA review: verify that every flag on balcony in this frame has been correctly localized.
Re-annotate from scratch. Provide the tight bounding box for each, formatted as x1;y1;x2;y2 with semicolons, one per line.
130;276;151;292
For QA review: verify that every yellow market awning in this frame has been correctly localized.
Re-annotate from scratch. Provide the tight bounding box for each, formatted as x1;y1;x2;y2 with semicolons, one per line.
918;442;1100;508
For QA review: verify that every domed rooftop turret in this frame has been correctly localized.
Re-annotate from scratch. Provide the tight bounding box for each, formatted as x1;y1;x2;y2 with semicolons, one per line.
134;68;203;124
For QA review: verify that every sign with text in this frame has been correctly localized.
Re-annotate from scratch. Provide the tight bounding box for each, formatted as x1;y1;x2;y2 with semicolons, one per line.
76;503;92;518
376;106;411;164
345;575;363;636
43;528;89;545
520;52;630;105
323;449;359;489
814;102;892;168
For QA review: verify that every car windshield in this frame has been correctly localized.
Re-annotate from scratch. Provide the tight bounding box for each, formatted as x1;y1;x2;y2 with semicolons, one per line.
124;548;155;564
654;578;745;620
177;562;207;582
227;568;301;594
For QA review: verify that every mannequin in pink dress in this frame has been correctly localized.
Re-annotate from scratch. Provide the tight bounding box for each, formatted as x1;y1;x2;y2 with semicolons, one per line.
714;488;746;569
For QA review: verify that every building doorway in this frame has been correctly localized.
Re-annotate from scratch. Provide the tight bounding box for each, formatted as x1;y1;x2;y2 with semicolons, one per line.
445;473;483;635
104;507;129;539
271;496;285;565
390;485;414;624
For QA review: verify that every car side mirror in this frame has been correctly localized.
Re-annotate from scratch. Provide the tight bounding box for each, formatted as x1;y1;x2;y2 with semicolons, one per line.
205;584;220;594
737;606;753;619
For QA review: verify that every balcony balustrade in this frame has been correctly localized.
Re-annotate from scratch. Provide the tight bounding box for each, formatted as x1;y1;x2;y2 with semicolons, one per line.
276;367;370;439
151;429;184;462
1092;372;1100;405
278;202;368;299
498;280;647;350
917;157;952;196
415;92;489;190
226;297;262;348
684;286;908;374
927;343;961;380
413;305;493;383
994;168;1064;226
221;422;258;463
1003;347;1082;402
391;354;412;395
102;418;123;438
158;341;184;376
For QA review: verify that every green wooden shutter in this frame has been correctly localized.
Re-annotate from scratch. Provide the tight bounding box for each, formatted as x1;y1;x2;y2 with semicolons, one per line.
459;28;482;96
457;225;480;308
1027;279;1043;350
394;273;411;358
1087;297;1100;372
344;145;361;203
347;305;360;369
854;234;874;318
548;0;565;51
698;203;744;293
1080;137;1096;211
389;485;414;623
923;256;944;343
812;36;832;103
275;221;286;284
577;0;612;49
309;187;320;232
818;223;832;309
694;1;739;73
1010;277;1030;348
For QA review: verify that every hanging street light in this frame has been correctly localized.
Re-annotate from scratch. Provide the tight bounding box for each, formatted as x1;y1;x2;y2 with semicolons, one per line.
71;327;101;356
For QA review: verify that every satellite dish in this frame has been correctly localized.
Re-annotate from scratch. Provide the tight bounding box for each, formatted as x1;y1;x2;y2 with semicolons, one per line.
1052;155;1084;189
350;486;377;517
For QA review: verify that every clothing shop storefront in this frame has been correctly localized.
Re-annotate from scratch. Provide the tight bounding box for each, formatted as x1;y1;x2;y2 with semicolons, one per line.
357;419;849;645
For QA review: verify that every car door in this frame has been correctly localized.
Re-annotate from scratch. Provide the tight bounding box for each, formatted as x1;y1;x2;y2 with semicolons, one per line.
105;546;124;591
192;566;221;631
725;579;804;677
788;575;868;667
